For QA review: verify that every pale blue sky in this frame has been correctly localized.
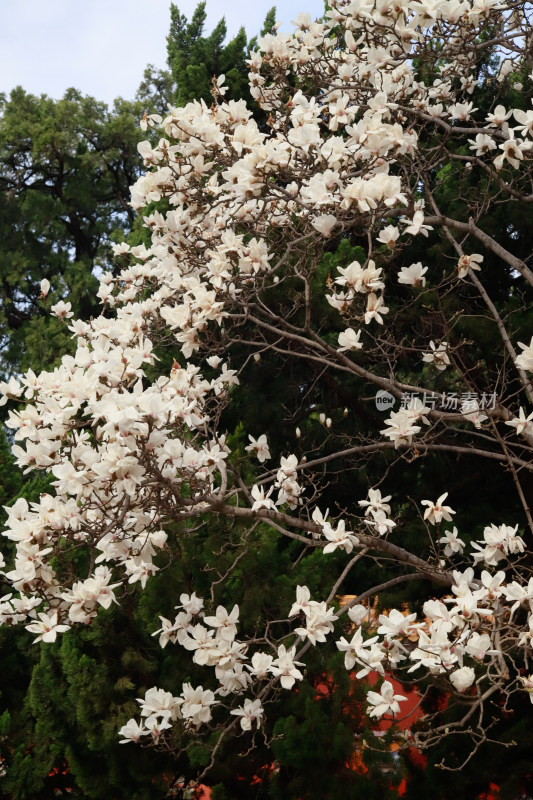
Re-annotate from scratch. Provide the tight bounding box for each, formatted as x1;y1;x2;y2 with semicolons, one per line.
0;0;324;105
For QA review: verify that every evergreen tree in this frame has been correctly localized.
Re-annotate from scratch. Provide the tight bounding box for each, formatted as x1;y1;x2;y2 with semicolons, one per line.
0;88;143;377
166;3;275;106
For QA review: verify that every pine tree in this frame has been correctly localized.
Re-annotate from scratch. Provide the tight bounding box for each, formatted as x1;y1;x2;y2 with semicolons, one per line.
166;3;275;106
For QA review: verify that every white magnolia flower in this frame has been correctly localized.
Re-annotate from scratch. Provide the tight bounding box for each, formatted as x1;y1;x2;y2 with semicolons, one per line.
449;101;477;121
336;627;381;674
144;716;172;742
464;632;496;661
497;60;513;81
457;253;483;278
421;493;456;525
367;680;407;718
471;523;525;567
138;687;181;721
178;592;204;616
364;293;389;325
25;611;70;643
377;609;417;637
380;410;421;448
505;408;533;436
311;214;338;236
485;104;512;127
494;132;531;171
139;112;162;131
51;300;74;320
337;328;363;352
180;683;216;726
289;585;315;617
358;488;392;517
347;604;369;625
403;210;432;237
398;262;427;287
246;652;274;678
322;519;359;554
439;527;465;556
422;340;450;370
376;225;400;248
365;510;396;536
520;675;533;703
516;338;533;372
251;484;276;511
270;644;304;689
230;698;264;730
246;434;271;462
0;377;22;406
450;666;476;693
203;604;239;642
295;602;338;645
513;108;533;137
467;134;496;157
461;399;488;428
118;718;146;744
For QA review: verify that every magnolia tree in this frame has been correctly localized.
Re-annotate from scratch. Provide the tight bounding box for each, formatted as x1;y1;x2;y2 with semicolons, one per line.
2;0;533;783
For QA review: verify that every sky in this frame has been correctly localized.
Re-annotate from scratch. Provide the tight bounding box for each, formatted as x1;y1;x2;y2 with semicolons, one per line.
0;0;325;105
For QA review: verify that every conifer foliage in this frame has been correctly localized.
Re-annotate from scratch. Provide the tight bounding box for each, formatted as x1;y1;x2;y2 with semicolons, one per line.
167;2;275;106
